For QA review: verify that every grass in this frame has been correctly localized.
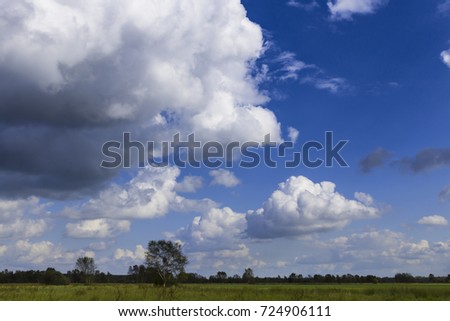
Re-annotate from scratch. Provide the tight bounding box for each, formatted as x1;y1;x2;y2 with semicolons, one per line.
1;283;450;301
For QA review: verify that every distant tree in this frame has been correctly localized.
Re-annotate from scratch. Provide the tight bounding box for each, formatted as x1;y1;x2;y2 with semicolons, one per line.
75;256;96;283
242;268;254;283
216;271;227;282
145;240;188;287
394;273;415;283
231;274;241;281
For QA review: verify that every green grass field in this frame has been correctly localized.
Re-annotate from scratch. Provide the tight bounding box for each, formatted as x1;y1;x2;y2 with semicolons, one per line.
0;283;450;301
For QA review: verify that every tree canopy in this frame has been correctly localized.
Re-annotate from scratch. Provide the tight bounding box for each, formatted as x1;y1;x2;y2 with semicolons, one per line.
145;240;188;287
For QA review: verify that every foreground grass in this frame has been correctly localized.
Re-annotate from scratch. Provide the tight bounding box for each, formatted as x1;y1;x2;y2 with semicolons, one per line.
1;283;450;301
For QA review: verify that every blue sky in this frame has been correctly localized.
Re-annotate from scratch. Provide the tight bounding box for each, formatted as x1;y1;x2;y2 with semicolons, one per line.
1;0;450;277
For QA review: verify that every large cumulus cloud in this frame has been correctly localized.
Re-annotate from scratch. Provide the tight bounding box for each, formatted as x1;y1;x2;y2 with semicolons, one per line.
0;0;281;198
246;176;380;238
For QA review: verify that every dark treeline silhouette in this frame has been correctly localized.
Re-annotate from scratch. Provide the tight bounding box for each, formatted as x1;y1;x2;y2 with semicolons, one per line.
0;268;127;285
1;266;450;285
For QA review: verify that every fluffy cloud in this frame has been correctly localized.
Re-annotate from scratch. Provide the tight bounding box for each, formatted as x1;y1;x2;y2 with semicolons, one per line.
173;207;246;252
296;229;450;275
66;219;131;238
63;166;218;219
11;239;94;267
63;166;179;219
0;197;49;239
0;0;282;198
441;49;450;68
246;176;380;238
0;197;47;222
209;169;241;188
0;219;48;239
328;0;388;20
359;148;391;173
418;215;448;226
114;245;146;261
169;206;261;273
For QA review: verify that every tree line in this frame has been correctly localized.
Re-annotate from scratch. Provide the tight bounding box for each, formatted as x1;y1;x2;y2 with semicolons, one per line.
1;240;449;285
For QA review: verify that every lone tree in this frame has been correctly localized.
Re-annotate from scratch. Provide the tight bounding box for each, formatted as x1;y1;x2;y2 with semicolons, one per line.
145;240;188;287
242;268;254;283
75;256;96;283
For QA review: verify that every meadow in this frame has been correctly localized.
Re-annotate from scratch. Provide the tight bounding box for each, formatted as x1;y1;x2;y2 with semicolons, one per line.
0;283;450;301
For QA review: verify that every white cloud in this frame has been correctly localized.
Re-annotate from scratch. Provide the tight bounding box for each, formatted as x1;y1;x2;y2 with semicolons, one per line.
273;52;308;81
170;206;263;274
174;207;246;252
13;240;94;267
63;166;179;219
287;0;319;11
295;229;450;275
441;49;450;68
0;197;48;222
328;0;388;20
66;219;131;238
0;0;282;144
114;244;146;261
0;197;49;239
0;218;48;239
0;245;7;257
88;241;113;251
287;127;299;144
418;215;448;226
246;176;380;238
63;166;219;219
303;77;348;93
175;176;204;193
209;169;241;188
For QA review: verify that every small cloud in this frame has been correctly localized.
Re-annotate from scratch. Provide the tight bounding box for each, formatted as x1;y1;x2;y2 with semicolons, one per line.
287;127;299;144
441;49;450;69
301;76;348;93
273;52;309;81
439;184;450;202
66;219;131;238
275;260;288;268
418;215;448;226
359;148;392;173
209;169;240;188
114;245;146;261
328;0;388;20
287;0;319;11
